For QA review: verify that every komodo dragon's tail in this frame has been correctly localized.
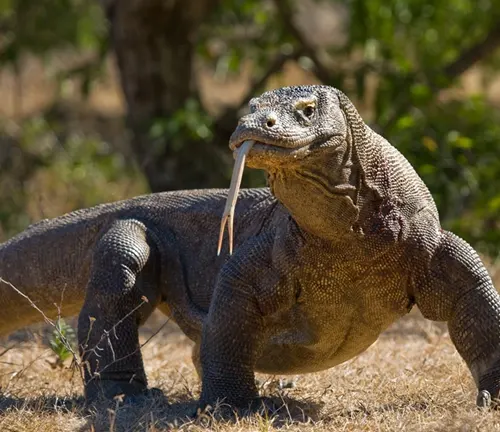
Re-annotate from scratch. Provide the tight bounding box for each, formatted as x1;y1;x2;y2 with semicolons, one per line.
0;206;113;336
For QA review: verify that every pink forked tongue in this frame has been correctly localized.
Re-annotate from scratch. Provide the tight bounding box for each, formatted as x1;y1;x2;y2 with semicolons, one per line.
217;140;254;256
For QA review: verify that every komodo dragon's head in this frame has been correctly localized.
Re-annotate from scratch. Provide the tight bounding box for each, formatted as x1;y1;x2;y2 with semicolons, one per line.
217;85;368;255
228;85;349;169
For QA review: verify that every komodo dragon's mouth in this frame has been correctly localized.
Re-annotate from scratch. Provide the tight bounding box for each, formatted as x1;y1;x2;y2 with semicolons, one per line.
230;138;311;153
219;137;312;256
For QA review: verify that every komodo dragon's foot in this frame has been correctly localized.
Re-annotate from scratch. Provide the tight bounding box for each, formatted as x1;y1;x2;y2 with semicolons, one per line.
476;365;500;409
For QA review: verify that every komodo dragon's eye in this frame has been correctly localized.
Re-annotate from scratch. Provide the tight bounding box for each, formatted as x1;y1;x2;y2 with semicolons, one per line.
303;105;315;118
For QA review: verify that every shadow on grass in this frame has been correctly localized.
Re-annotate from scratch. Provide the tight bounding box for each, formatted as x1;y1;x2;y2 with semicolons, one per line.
81;393;323;432
0;390;436;431
0;393;86;413
0;390;324;431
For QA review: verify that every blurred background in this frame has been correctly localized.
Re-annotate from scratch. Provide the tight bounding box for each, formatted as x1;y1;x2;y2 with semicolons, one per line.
0;0;499;256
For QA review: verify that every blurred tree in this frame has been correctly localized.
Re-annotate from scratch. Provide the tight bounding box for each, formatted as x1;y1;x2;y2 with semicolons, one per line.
1;0;500;252
0;0;108;99
99;0;292;191
0;0;125;238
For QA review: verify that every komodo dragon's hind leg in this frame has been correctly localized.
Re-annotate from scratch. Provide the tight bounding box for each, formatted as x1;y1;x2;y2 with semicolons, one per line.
77;219;161;404
414;229;500;407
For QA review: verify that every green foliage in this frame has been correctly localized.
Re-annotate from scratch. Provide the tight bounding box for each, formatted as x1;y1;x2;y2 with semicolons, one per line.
200;0;291;79
150;98;214;153
0;115;147;240
389;95;500;254
0;0;106;60
349;0;495;72
49;318;76;366
0;0;107;95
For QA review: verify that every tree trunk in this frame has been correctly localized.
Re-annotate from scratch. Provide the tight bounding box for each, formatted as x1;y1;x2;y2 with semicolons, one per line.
101;0;229;192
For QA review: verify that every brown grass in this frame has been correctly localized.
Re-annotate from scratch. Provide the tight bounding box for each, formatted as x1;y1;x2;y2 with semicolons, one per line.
0;261;498;431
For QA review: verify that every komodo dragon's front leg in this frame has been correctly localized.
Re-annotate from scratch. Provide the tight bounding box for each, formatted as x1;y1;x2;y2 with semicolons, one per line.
77;219;161;403
414;227;500;407
199;231;295;408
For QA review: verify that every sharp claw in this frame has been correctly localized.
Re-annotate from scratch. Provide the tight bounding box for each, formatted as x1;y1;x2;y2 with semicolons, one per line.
477;390;492;409
217;140;254;256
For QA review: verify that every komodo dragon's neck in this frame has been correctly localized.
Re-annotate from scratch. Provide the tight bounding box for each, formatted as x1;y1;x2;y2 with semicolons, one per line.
267;123;385;243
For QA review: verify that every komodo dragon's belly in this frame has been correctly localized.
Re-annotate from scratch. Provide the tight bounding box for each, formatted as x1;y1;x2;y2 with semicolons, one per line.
256;261;412;375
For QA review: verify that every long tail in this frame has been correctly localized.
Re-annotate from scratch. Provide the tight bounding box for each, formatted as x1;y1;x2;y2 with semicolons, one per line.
0;208;110;336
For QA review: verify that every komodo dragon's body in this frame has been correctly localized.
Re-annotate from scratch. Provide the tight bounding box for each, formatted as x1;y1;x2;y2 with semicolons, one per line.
0;85;499;410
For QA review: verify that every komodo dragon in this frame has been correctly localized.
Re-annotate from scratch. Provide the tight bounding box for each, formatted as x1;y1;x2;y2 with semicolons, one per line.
0;85;499;411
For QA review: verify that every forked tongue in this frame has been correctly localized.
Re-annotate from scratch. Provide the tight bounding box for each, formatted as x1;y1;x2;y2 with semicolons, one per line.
217;140;254;256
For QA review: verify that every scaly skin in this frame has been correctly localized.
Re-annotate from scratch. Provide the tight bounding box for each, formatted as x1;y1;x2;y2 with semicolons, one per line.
0;85;499;411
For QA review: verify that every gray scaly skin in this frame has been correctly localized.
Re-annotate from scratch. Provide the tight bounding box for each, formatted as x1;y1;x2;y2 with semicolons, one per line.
0;85;499;411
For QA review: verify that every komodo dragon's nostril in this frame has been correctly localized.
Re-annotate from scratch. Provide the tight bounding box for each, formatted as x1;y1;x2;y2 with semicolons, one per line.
266;116;276;128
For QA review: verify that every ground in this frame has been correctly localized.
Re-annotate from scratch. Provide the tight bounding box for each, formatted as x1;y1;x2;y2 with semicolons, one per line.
0;261;499;431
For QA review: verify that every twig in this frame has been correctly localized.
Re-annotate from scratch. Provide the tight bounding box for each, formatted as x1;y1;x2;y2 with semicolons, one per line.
87;317;171;383
0;275;170;394
8;352;52;387
0;277;83;379
0;277;53;327
0;344;18;358
83;296;149;358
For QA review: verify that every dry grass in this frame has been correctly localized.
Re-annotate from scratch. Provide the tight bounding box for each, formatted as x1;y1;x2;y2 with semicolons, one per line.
0;258;498;431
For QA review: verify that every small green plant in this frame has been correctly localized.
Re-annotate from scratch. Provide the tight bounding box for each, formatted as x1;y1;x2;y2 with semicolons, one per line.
49;318;77;367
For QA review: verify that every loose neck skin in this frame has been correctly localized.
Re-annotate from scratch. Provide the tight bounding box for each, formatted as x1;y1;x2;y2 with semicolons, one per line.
267;133;380;243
